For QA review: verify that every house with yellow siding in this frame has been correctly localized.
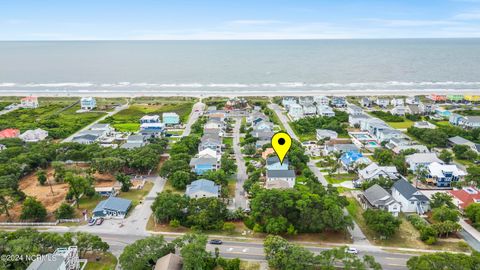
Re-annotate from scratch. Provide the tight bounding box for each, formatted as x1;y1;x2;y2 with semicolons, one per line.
465;95;480;102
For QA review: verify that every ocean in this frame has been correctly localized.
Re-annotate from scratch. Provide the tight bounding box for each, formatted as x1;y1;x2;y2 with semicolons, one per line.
1;39;480;96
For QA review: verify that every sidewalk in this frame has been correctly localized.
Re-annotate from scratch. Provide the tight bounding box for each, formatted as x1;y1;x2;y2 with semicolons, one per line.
460;219;480;243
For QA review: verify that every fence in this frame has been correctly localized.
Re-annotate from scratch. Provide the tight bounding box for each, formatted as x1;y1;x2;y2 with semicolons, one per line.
0;218;81;227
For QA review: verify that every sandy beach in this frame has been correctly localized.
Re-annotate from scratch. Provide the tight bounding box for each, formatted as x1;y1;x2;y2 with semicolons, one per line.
0;88;478;98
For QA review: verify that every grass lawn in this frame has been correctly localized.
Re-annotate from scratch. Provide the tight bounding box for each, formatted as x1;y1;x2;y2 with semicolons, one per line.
239;261;261;270
223;137;234;148
84;252;117;270
325;173;357;184
101;102;193;132
118;181;154;207
346;196;468;251
387;119;414;129
228;177;236;198
78;195;103;213
432;120;451;127
0;104;105;139
454;158;474;167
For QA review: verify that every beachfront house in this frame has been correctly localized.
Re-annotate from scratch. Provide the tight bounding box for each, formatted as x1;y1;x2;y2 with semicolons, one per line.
288;104;304;120
391;98;404;107
265;170;296;189
406;96;420;105
429;94;447;102
361;184;401;217
186;179;220;198
426;162;466;187
331;97;346;108
316;129;338;140
375;98;389;108
282;97;297;109
447;95;464;103
316;105;335;117
406;104;421;115
392;178;430;214
314;96;330;106
299;96;314;106
19;128;48;142
93;196;132;219
361;97;371;107
20;96;39;108
465;95;480;102
80;97;96;110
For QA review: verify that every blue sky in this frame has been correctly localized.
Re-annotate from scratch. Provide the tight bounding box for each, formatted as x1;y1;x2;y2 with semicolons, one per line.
1;0;480;40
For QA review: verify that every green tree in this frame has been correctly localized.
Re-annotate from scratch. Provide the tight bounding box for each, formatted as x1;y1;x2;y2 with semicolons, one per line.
52;161;66;182
0;188;16;220
65;172;92;208
466;166;480;187
407;252;479;270
180;234;213;270
20;197;47;221
36;170;47;186
69;231;109;257
363;209;401;239
430;192;455;208
116;173;132;192
432;206;459;223
55;203;75;219
151;191;189;223
169;170;191;190
91;157;126;174
186;197;228;230
119;236;174;270
373;148;394;166
439;149;453;164
465;203;480;229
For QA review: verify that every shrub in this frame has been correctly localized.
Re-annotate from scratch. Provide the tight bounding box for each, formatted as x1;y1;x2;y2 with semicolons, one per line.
169;219;180;228
55;203;75;219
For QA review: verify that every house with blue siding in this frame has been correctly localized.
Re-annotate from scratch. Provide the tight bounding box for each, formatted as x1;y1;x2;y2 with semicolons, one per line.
163;112;180;125
190;157;219;175
427;162;467;187
80;97;96;110
266;156;289;171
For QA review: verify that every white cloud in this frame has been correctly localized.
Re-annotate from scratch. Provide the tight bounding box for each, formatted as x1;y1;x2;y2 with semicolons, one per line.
227;20;284;26
454;11;480;20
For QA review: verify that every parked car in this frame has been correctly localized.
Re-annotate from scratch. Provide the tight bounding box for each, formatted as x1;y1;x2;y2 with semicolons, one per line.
209;239;223;245
346;247;358;255
95;218;104;225
88;218;96;226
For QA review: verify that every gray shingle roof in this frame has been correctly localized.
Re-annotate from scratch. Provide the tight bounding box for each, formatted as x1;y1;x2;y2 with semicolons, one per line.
448;136;472;145
266;156;289;166
363;184;397;206
393;178;428;201
267;169;296;178
190;157;217;166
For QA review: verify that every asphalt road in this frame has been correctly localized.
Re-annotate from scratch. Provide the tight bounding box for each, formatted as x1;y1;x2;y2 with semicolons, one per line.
182;101;205;137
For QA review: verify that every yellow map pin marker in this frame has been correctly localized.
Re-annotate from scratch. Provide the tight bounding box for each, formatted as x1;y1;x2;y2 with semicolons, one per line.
271;132;292;165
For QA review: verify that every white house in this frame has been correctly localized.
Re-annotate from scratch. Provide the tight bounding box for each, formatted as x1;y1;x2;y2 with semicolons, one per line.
406;96;420;105
406;153;443;171
140;115;161;123
80;97;96;110
376;98;390;108
303;104;317;115
358;163;399;182
316;105;335;117
413;121;437;129
390;106;406;116
20;96;39;108
427;162;467;187
349;114;370;127
288;104;304;120
391;98;404;107
19;128;49;142
266;170;296;189
391;178;430;214
282;97;297;109
314;96;330;106
316;129;338;140
27;246;79;270
362;184;401;217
